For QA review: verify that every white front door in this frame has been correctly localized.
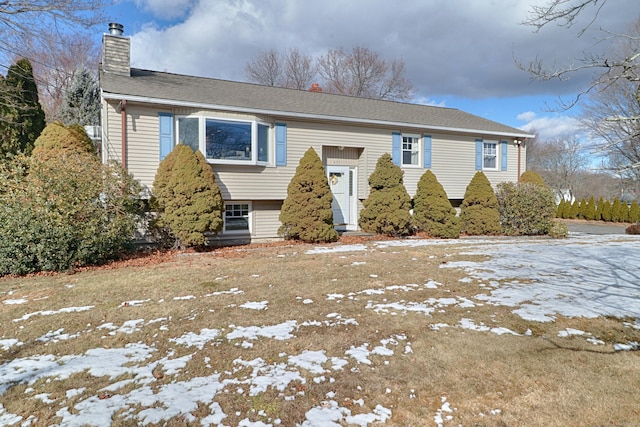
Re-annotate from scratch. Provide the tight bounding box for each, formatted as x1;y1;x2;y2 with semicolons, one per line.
327;166;350;230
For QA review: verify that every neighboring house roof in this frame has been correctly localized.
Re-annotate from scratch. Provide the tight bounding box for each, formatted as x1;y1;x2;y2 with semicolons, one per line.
100;67;533;139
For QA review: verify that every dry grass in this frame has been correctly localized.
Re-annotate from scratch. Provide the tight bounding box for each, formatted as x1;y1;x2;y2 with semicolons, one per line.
1;237;639;426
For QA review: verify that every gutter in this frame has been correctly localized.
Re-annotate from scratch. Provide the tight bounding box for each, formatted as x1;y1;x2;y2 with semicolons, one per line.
102;92;535;140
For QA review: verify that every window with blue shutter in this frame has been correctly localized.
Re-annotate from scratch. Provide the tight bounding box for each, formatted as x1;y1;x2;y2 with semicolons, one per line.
159;112;174;160
423;134;432;169
501;140;508;171
475;139;483;170
391;132;401;165
275;123;287;166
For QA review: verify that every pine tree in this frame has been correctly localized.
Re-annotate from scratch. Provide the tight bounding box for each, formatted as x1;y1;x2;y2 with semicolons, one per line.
460;171;501;235
568;200;579;219
584;196;596;221
596;196;605;221
279;147;338;242
412;169;459;238
577;198;587;219
359;153;412;236
59;68;100;126
0;58;45;159
601;200;613;221
629;200;640;223
557;199;565;218
152;144;224;248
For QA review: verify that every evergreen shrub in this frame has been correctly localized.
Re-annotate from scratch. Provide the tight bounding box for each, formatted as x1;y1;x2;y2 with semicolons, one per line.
152;144;224;248
32;121;96;156
359;153;412;236
460;171;501;235
519;170;546;186
412;169;460;238
0;151;142;275
601;200;612;221
583;196;597;221
279;147;338;243
548;220;569;238
629;201;640;223
496;182;556;236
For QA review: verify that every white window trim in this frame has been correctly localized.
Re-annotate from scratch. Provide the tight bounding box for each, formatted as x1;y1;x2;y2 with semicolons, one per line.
483;141;499;171
401;133;421;168
223;201;252;234
175;115;273;166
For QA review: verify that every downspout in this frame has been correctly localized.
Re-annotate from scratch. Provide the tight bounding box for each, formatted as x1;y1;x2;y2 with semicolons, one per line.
119;99;127;168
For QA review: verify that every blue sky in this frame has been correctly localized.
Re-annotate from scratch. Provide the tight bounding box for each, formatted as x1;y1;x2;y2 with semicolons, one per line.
102;0;637;141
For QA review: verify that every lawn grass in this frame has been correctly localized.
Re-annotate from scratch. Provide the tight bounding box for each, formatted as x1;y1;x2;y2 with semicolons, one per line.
1;236;639;426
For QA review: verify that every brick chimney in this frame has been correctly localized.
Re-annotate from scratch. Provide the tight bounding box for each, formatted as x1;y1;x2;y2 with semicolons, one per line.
102;23;130;77
309;83;323;92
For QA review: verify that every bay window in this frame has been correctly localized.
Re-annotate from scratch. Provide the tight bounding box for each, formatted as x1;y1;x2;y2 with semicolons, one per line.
176;116;272;165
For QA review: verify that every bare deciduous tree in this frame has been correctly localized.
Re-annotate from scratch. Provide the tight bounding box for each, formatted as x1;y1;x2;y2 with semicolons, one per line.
21;32;99;121
529;134;591;200
246;45;413;101
317;46;412;101
284;48;316;90
519;0;640;182
244;48;284;87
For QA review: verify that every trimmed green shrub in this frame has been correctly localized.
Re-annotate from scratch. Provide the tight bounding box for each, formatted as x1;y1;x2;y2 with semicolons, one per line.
496;182;556;236
596;196;604;221
460;171;501;235
519;170;546;186
0;152;142;275
601;200;612;221
548;220;569;238
568;200;579;219
577;198;587;219
32;121;96;156
152;144;224;248
279;147;338;243
359;153;412;236
629;200;640;223
412;169;460;238
561;199;571;219
583;196;597;221
556;199;565;218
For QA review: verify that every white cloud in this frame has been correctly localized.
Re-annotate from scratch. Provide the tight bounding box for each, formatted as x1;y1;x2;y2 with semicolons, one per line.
517;111;537;122
518;115;583;140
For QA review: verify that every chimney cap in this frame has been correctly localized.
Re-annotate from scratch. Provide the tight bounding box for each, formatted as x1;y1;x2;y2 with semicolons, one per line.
108;22;124;36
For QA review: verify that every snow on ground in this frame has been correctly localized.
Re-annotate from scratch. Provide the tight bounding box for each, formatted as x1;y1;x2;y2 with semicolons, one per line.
1;233;639;426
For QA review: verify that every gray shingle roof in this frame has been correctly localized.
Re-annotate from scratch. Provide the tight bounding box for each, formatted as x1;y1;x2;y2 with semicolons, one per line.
100;67;531;138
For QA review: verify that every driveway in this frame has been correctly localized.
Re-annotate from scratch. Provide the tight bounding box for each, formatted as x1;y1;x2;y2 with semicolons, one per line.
565;220;629;235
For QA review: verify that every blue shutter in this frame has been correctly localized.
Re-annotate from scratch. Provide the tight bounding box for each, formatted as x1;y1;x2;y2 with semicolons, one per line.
392;132;401;165
501;140;508;171
475;139;483;170
159;112;174;160
423;134;432;169
275;122;287;166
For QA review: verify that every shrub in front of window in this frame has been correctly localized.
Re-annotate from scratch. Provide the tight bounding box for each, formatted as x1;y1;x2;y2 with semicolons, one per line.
152;144;223;248
359;153;412;236
278;147;338;243
412;169;459;238
460;171;501;235
496;181;556;236
0;148;142;275
519;170;546;187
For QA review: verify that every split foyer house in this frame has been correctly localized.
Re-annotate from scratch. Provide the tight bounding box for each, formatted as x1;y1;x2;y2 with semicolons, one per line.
99;24;534;243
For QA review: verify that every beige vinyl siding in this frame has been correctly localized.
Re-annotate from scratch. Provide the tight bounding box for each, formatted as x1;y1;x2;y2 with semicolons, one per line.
429;134;478;199
126;105;164;192
215;200;282;241
102;100;123;164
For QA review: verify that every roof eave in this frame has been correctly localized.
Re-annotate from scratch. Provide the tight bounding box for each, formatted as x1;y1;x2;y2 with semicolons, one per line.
101;91;535;139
